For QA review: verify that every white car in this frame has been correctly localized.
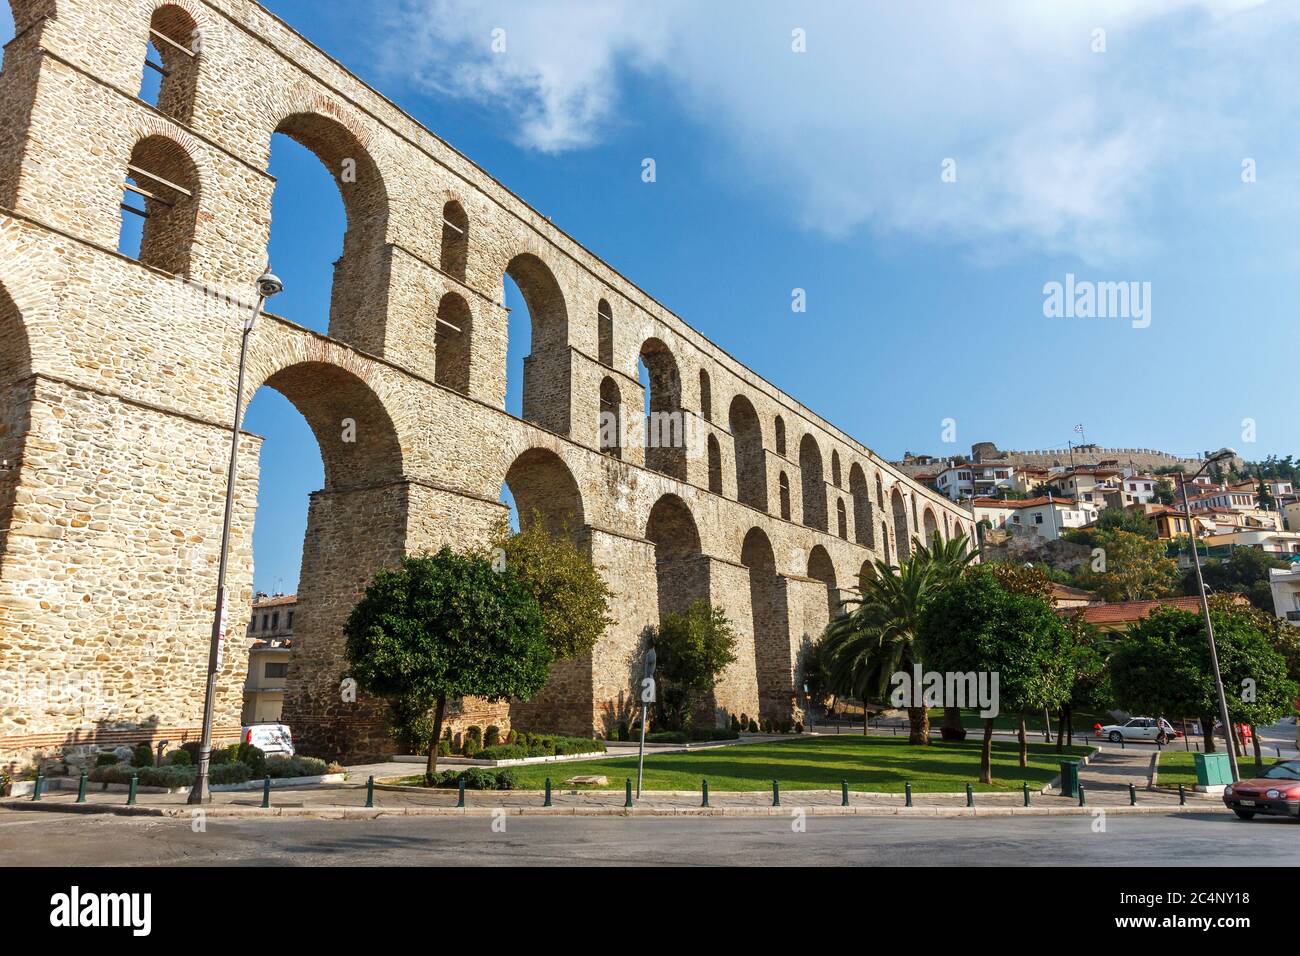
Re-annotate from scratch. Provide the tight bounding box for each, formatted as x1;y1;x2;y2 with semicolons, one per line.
241;723;295;756
1097;717;1178;744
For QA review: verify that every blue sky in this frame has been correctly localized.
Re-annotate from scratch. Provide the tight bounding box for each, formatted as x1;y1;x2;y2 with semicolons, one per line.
5;1;1298;594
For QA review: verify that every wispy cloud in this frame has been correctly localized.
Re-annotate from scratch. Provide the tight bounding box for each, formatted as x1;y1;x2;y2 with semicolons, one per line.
374;0;1300;263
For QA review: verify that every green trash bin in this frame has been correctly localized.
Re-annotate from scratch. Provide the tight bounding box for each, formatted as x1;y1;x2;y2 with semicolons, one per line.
1194;752;1231;788
1059;760;1080;798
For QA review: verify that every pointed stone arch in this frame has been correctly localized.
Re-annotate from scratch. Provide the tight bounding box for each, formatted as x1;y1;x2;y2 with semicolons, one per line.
504;446;585;539
434;292;472;396
891;487;911;562
742;527;790;721
849;462;874;548
807;544;838;619
639;337;685;480
707;433;723;494
922;506;939;544
728;394;767;512
646;493;705;618
506;251;571;435
799;433;827;531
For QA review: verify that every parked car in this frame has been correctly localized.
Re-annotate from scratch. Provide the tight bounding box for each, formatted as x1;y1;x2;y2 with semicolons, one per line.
1096;717;1180;744
241;723;294;756
1223;760;1300;820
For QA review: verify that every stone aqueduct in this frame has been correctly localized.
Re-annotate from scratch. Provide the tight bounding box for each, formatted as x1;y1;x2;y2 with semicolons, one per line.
0;0;974;761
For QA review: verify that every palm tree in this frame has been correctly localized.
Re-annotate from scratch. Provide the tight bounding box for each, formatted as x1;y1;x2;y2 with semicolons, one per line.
821;531;978;745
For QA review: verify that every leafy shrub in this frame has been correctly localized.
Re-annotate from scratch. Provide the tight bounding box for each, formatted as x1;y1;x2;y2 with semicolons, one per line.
739;713;749;730
778;720;791;734
506;729;519;744
90;765;196;788
554;736;604;755
645;730;687;744
617;721;629;742
465;725;483;750
265;755;328;778
168;748;192;767
729;714;741;732
94;752;119;767
209;762;253;785
473;744;528;761
748;718;759;733
179;741;202;764
236;743;267;777
688;727;739;742
437;738;451;757
794;722;804;734
484;725;501;747
427;768;516;790
131;743;154;768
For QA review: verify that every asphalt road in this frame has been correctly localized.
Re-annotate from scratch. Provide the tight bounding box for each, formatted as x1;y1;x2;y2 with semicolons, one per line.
3;809;1297;866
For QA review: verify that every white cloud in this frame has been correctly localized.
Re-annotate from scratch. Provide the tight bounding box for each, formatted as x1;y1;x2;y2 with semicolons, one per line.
375;0;1300;262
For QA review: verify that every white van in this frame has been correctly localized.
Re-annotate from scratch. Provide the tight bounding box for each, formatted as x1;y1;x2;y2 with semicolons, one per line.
241;723;295;756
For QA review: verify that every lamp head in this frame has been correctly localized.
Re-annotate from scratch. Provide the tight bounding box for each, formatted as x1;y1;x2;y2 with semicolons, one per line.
256;271;284;300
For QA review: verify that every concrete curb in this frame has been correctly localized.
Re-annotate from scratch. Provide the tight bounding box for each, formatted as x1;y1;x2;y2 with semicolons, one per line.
2;800;1222;820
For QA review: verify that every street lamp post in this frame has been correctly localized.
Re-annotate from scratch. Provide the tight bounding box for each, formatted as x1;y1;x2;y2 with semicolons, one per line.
636;639;656;799
1180;447;1240;782
188;272;283;806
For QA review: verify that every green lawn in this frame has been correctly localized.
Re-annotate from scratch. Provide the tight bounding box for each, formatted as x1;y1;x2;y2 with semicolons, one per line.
393;735;1091;792
1156;750;1199;789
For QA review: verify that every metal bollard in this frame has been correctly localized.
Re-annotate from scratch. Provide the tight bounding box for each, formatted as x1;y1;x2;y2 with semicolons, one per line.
261;775;271;809
1023;782;1030;807
364;775;374;808
76;771;87;804
701;779;710;807
127;772;138;806
543;777;552;808
1129;782;1137;806
31;772;44;801
772;780;781;807
624;778;633;808
457;775;466;808
1078;782;1086;807
841;780;849;807
905;782;912;807
1179;784;1186;806
966;783;974;808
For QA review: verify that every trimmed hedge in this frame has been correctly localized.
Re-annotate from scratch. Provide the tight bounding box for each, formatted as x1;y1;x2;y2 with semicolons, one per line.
644;727;739;744
424;768;516;790
470;734;605;760
265;755;328;778
89;761;255;789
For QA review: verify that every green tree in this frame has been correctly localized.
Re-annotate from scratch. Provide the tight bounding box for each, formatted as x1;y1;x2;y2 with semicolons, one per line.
917;567;1072;781
1075;528;1180;601
1257;479;1277;511
652;600;738;730
1109;603;1297;759
492;517;613;661
820;532;978;744
343;548;550;776
1184;547;1287;612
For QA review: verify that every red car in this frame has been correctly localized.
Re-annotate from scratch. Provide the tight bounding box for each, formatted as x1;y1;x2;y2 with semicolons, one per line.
1222;759;1300;821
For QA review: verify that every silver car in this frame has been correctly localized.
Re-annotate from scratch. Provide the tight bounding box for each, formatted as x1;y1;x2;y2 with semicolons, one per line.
1098;717;1177;744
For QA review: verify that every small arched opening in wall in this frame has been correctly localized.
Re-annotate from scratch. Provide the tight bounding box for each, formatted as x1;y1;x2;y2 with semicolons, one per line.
117;135;200;275
646;494;705;620
501;446;585;539
891;487;911;562
440;200;468;282
742;527;790;721
849;463;874;549
639;338;685;480
598;376;621;458
774;415;787;457
597;298;614;367
728;394;767;512
137;4;200;123
799;433;828;532
831;450;842;488
778;471;791;520
698;369;712;421
922;506;939;545
881;521;891;565
807;544;838;621
243;360;405;759
875;471;884;507
265;112;389;345
504;252;571;435
433;292;471;396
836;498;848;540
707;433;723;494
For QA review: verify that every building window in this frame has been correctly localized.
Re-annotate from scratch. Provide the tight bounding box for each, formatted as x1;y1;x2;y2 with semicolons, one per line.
286;611;294;630
262;614;270;630
264;662;289;679
1034;513;1043;525
271;611;279;630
